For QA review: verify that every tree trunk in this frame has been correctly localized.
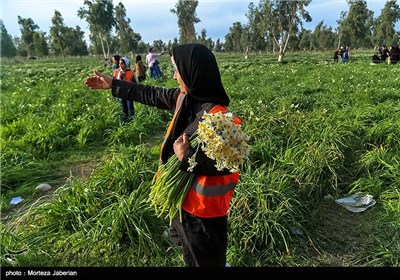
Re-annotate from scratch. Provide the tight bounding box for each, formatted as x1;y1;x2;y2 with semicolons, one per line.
105;38;110;60
99;34;107;60
278;34;290;62
278;45;285;62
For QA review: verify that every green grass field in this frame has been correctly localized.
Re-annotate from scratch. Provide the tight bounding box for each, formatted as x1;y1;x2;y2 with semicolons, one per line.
1;51;399;267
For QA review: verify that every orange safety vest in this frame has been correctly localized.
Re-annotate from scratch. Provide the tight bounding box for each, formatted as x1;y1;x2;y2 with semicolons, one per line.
113;68;134;82
181;104;242;218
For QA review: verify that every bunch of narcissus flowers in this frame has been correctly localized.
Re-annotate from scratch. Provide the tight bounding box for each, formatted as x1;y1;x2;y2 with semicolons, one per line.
149;111;250;223
190;111;250;173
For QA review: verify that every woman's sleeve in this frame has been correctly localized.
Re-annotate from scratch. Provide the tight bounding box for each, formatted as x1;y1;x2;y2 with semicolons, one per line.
111;79;180;111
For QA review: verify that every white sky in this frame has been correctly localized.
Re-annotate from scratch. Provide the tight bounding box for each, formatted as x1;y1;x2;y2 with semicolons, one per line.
1;0;398;44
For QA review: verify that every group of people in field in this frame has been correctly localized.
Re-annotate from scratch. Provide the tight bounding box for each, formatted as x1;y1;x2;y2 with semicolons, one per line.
371;44;400;64
332;43;400;65
109;47;169;122
333;46;350;63
110;54;146;122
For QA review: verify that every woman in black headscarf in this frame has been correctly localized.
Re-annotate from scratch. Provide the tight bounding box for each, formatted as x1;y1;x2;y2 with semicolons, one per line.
85;44;241;267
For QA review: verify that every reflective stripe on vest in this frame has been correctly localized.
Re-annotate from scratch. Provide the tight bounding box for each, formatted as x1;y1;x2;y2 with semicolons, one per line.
191;175;236;196
182;172;240;218
181;104;241;218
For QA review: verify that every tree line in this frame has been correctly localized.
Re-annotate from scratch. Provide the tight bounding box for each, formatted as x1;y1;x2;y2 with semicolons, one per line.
1;0;399;61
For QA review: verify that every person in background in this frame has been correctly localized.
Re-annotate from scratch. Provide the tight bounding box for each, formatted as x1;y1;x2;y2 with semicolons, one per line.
371;52;382;64
135;55;147;82
342;47;350;63
388;45;400;65
380;45;389;62
112;54;122;103
112;54;121;71
333;49;340;63
85;43;242;267
146;47;166;78
114;57;135;122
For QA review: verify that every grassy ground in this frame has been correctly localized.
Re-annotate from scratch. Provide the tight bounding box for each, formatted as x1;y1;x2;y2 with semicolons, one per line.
1;52;399;267
1;134;385;267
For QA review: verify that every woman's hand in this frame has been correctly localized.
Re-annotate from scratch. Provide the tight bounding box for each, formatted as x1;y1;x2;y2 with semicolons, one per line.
84;70;112;89
173;133;189;161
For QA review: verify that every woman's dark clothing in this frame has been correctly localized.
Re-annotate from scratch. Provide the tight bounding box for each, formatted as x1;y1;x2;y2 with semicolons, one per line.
381;47;389;61
333;50;339;62
111;44;234;267
389;46;400;64
372;53;381;63
171;209;227;267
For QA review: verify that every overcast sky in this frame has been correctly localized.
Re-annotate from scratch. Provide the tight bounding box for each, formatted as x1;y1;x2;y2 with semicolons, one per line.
1;0;398;44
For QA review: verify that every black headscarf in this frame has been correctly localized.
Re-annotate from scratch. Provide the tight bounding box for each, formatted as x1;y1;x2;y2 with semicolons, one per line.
161;44;230;163
172;43;230;107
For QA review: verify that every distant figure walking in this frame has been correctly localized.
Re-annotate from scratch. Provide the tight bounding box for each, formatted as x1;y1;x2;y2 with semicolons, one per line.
333;49;340;62
135;55;147;82
342;47;350;63
114;57;135;122
146;47;166;78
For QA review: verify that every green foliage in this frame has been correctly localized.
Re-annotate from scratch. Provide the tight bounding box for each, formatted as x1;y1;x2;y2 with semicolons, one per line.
0;20;17;58
1;53;399;267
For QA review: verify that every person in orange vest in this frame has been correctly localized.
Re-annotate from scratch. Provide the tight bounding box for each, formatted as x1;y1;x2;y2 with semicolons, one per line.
85;44;242;267
113;57;135;122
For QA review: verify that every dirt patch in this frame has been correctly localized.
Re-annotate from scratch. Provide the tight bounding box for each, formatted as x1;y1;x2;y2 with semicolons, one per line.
309;199;376;266
65;160;102;182
1;158;105;225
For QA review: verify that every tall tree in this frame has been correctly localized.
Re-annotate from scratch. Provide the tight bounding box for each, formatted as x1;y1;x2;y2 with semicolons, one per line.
337;0;374;48
49;10;68;60
152;40;167;52
114;2;141;55
78;0;115;59
50;11;88;58
298;28;312;51
170;0;200;43
259;0;312;62
69;26;89;56
245;2;268;52
224;22;245;52
17;16;39;57
197;28;214;50
0;20;17;57
373;0;400;46
214;38;223;52
312;21;336;51
32;31;49;57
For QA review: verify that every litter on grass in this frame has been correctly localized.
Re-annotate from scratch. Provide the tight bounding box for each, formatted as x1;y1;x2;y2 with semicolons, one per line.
10;196;23;205
335;192;376;213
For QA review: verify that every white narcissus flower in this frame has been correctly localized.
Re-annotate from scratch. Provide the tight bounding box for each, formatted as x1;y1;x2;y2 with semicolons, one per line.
187;154;198;172
189;111;250;173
